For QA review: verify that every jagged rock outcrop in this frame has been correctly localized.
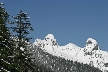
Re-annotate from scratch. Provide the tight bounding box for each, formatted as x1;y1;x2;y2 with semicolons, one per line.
44;34;58;46
83;38;100;54
34;34;58;48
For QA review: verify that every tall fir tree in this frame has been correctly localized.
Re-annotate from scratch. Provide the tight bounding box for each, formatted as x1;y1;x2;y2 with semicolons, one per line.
10;10;35;72
0;2;16;72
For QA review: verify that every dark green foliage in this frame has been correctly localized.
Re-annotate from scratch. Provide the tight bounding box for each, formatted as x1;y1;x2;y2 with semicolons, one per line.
9;10;35;72
0;2;16;72
0;2;51;72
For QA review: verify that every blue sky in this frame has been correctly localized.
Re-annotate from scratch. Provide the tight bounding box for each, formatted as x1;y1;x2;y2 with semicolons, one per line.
1;0;108;51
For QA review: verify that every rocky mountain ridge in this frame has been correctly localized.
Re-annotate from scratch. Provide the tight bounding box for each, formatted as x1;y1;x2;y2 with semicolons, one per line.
33;34;108;72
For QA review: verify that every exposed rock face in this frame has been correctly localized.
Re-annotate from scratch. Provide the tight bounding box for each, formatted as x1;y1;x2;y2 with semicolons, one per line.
86;38;97;45
82;38;100;57
34;34;58;48
44;34;58;46
84;38;100;53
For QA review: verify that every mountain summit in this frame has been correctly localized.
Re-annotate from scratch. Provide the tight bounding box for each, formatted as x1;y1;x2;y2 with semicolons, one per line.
33;34;108;72
84;38;100;51
44;34;58;47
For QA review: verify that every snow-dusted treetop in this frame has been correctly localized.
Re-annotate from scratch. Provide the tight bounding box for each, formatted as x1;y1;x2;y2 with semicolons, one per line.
0;2;4;5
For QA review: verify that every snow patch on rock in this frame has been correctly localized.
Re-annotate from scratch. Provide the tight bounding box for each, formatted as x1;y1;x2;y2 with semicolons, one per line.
86;38;97;45
44;34;55;40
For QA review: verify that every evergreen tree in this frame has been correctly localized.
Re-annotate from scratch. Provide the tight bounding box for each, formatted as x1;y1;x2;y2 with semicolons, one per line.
10;10;35;72
0;2;15;72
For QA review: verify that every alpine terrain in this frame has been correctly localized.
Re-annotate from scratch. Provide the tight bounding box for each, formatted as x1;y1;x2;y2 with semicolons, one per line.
32;34;108;72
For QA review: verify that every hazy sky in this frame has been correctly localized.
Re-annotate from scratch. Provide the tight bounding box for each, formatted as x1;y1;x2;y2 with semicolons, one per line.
2;0;108;51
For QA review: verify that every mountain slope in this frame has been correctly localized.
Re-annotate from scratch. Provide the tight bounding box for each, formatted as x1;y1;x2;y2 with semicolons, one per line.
33;34;108;72
30;45;102;72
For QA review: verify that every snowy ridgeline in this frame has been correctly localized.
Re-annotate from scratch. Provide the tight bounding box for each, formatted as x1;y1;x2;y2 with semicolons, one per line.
33;34;108;72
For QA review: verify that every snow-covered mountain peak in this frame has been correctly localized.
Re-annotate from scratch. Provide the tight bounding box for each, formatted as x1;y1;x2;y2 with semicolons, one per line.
44;34;55;40
33;34;108;72
86;38;98;46
84;38;100;53
44;34;58;47
34;34;58;48
64;43;80;50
